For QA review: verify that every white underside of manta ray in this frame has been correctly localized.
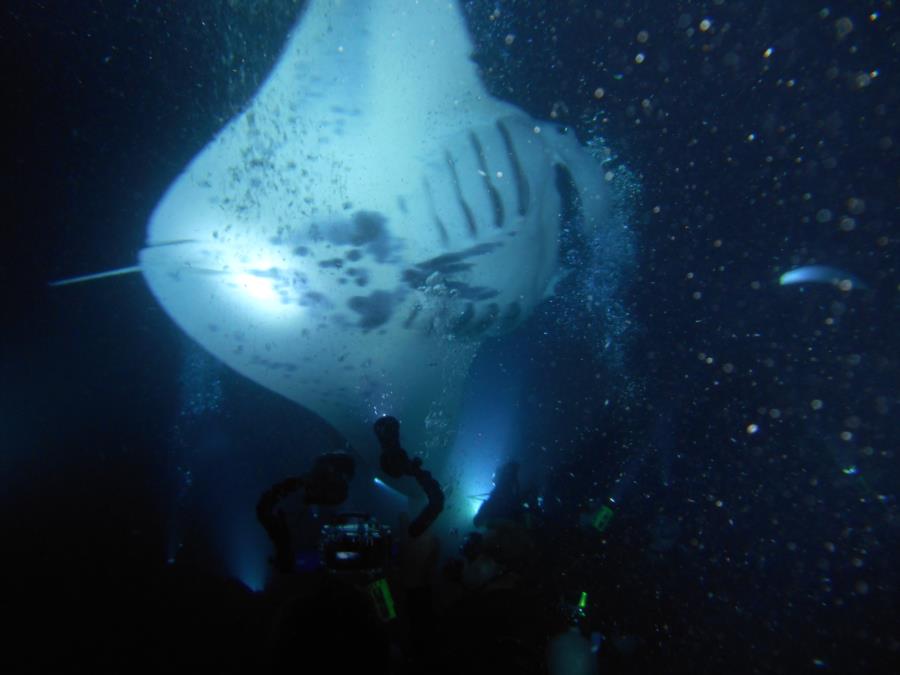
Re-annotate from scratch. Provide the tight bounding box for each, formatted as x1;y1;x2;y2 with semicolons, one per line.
137;0;610;486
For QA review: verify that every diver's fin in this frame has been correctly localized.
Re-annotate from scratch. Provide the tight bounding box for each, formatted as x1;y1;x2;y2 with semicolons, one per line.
48;265;142;287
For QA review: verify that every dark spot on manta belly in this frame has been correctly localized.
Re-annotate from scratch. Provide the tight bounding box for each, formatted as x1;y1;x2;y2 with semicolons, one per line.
300;291;332;309
346;267;370;287
351;211;391;261
323;211;392;262
347;290;395;330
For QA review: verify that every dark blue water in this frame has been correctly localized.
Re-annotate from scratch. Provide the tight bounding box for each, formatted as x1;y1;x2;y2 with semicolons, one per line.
2;1;897;672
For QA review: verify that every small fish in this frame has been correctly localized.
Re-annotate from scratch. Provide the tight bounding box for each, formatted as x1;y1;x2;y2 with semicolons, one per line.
778;265;867;290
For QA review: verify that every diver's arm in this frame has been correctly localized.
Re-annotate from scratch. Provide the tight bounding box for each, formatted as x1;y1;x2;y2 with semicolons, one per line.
408;460;445;537
373;416;446;538
256;476;306;574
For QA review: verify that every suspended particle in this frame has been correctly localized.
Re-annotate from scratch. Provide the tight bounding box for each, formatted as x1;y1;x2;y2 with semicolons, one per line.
835;17;854;40
846;197;866;214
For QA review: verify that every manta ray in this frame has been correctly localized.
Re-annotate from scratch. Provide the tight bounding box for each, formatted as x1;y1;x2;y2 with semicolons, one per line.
64;0;611;495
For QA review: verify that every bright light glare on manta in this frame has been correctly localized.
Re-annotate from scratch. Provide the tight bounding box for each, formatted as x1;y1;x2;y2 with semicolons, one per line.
138;0;611;488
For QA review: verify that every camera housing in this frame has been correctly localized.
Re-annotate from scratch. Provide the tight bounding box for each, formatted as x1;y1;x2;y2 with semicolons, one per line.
321;512;392;574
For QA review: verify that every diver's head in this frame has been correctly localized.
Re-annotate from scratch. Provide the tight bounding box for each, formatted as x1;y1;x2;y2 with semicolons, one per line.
305;451;356;506
492;461;520;490
312;451;356;479
460;531;484;562
474;460;524;527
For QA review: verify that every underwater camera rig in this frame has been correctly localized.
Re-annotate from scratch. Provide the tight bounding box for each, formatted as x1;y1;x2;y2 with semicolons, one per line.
320;511;392;574
320;511;396;621
257;416;444;620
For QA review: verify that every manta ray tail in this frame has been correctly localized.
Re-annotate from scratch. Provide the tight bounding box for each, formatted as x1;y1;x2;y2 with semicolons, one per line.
48;265;142;288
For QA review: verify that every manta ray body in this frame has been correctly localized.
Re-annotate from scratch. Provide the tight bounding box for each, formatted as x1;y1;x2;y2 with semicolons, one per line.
139;0;609;489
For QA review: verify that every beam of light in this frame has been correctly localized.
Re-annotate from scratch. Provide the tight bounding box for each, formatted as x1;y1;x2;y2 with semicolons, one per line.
454;440;507;522
234;562;267;592
140;235;308;321
466;493;489;519
215;248;305;317
226;513;270;592
442;374;522;532
373;476;407;501
221;265;305;319
233;272;281;303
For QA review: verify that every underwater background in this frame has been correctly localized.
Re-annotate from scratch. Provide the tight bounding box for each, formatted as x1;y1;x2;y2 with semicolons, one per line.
2;1;898;672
